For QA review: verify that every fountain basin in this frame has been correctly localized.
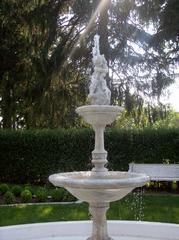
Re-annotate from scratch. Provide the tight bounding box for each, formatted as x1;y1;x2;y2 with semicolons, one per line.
76;105;123;126
1;221;179;240
49;171;149;202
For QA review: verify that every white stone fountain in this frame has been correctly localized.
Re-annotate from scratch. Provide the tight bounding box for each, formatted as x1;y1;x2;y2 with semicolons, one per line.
49;35;149;240
1;35;179;240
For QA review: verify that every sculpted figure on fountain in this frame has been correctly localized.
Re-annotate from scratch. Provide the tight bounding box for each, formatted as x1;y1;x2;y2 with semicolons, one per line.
88;34;111;105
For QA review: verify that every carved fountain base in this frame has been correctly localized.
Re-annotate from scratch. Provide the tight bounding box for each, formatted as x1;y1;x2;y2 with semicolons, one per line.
87;202;112;240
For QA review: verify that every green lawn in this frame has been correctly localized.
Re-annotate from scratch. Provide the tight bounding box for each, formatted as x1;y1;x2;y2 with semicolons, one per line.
0;194;179;226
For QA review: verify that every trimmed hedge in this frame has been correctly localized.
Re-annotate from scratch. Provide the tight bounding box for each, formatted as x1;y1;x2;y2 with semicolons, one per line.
106;128;179;171
0;129;94;184
0;128;179;184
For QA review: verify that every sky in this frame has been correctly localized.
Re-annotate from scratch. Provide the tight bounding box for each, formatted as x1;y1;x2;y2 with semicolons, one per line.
165;79;179;112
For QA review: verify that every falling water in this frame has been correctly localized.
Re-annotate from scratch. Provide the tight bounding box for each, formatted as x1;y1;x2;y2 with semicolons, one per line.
130;187;145;221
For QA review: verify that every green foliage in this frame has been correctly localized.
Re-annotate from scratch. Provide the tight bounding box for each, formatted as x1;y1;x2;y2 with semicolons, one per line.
0;183;9;195
0;128;179;184
105;128;178;170
171;181;178;191
51;188;65;202
21;190;32;203
4;191;15;204
0;0;87;129
0;129;93;184
145;181;179;193
152;111;179;129
48;187;77;202
11;185;22;197
36;189;47;202
115;105;178;130
24;185;34;194
63;191;77;202
1;0;178;129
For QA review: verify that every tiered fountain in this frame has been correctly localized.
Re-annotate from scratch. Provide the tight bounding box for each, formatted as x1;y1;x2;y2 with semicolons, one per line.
49;35;149;240
1;35;179;240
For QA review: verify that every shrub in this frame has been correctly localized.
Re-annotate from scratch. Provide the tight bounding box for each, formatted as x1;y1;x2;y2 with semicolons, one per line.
0;183;9;195
0;129;93;184
24;185;33;194
36;189;47;202
171;181;178;191
63;190;77;202
4;191;15;204
0;128;179;184
11;185;22;196
21;190;32;203
51;188;65;202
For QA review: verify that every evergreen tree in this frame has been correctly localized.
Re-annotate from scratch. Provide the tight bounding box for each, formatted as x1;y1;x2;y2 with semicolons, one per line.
0;0;178;128
0;0;86;128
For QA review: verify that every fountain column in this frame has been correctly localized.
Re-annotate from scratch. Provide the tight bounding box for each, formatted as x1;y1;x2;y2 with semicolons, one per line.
92;125;108;173
90;124;111;239
88;202;111;240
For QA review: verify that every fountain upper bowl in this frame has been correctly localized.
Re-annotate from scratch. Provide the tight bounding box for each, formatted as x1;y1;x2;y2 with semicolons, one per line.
49;171;149;203
76;105;123;126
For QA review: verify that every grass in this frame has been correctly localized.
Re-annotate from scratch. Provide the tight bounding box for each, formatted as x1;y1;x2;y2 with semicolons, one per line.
0;193;179;226
108;194;179;224
0;203;88;226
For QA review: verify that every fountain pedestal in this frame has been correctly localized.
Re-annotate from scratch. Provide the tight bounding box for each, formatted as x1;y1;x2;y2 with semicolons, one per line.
88;203;111;240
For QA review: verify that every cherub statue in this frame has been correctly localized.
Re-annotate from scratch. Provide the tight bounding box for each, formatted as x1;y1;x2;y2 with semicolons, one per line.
88;35;111;105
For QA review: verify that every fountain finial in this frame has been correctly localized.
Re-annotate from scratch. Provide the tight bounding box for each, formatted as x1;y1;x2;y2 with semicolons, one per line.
88;34;111;105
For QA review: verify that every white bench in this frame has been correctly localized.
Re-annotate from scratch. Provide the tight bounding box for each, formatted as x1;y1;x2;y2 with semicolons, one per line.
129;163;179;181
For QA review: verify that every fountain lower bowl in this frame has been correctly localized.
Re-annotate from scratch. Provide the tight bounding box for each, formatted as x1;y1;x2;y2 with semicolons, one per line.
49;171;149;202
1;221;179;240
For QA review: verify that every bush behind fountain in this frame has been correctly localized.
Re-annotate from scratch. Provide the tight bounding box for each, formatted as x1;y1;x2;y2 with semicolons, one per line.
0;128;179;184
